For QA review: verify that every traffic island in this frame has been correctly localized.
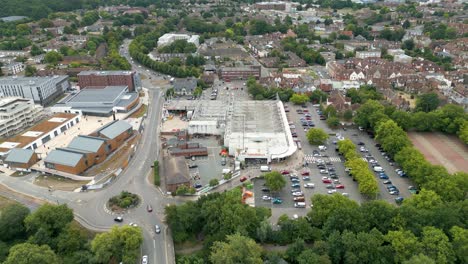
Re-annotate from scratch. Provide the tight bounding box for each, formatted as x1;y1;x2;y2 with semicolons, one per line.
107;191;140;213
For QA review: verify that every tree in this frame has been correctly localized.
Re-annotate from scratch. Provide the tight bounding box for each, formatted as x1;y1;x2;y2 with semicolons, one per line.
306;128;329;145
309;90;328;103
24;65;37;77
264;171;286;193
298;249;331;264
30;45;44;56
289;93;309;105
420;226;455;264
385;230;422;263
354;100;385;130
416;93;440;112
209;179;219;187
308;194;359;228
57;224;88;255
402;20;411;29
403;254;435;264
343;110;353;121
44;51;63;65
402;189;443;210
0;204;30;241
4;243;59;264
210;233;263;264
91;225;143;264
375;120;411;157
24;204;73;243
327;116;340;128
450;226;468;264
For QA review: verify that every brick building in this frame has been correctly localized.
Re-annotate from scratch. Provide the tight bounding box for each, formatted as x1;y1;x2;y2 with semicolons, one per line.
77;71;140;92
219;66;261;81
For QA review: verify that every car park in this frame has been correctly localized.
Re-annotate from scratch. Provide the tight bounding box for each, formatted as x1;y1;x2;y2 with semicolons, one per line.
304;183;315;188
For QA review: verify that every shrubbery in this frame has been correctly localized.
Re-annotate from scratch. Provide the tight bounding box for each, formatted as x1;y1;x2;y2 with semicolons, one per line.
108;191;140;209
153;160;160;186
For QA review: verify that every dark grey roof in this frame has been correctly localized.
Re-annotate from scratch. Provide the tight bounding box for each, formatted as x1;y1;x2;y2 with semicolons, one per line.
78;70;134;76
68;86;127;103
67;136;106;152
98;120;132;139
44;149;84;167
164;157;190;185
116;92;138;107
173;78;197;92
5;148;34;163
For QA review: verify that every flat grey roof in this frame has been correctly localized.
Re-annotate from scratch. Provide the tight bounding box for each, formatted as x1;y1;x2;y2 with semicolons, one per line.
229;101;283;133
98;120;132;139
0;76;68;86
116;92;138;107
78;70;134;76
44;149;83;167
0;16;27;22
68;86;127;103
5;148;34;163
67;136;106;153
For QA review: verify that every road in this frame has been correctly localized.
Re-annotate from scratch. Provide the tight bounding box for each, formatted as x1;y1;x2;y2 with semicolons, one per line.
0;39;179;264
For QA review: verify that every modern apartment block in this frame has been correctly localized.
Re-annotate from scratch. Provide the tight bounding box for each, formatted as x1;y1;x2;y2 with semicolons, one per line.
1;62;25;75
77;70;140;92
0;97;43;138
0;76;70;106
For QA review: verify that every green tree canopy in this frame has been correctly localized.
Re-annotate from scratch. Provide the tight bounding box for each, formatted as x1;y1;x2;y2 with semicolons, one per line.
416;93;440;112
4;243;59;264
264;171;286;193
289;93;309;105
306;128;329;145
0;204;30;241
91;225;143;264
210;233;263;264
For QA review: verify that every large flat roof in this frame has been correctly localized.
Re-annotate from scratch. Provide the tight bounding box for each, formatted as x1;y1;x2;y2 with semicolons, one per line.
67;86;127;103
78;70;134;76
229;101;282;133
0;76;68;86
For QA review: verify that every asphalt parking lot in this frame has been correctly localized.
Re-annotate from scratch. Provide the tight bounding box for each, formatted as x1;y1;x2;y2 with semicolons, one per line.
251;102;414;210
186;137;226;187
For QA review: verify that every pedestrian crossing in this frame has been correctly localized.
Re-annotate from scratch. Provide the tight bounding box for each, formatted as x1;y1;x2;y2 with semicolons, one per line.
304;155;342;163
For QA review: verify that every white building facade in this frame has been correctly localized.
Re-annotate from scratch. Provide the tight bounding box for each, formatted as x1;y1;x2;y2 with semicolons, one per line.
157;33;200;47
0;97;43;138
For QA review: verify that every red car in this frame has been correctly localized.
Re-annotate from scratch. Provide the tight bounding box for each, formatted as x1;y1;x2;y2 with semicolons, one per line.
322;179;332;183
240;176;247;182
336;184;345;189
302;109;309;113
301;171;310;176
305;117;312;120
281;170;290;175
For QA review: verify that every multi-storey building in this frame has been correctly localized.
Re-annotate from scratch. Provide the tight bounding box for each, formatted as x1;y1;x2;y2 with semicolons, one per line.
0;97;43;138
0;76;70;106
77;71;140;92
219;66;261;81
1;62;24;75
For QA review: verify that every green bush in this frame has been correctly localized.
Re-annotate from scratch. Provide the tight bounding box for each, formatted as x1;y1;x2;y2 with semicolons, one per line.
209;179;219;187
153;161;160;186
108;191;139;209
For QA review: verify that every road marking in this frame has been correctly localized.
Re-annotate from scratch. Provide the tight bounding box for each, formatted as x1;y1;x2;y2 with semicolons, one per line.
153;239;156;249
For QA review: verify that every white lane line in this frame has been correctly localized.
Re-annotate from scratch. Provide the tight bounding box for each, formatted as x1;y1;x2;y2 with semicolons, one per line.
153;239;156;249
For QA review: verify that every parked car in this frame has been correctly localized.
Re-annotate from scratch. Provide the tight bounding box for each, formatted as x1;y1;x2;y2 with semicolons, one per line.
262;195;271;201
261;188;270;192
147;204;153;212
327;190;337;194
292;192;304;197
302;176;310;181
294;196;305;202
395;197;404;204
272;198;283;204
319;170;329;174
291;178;300;183
188;164;198;168
383;180;392;184
322;179;332;184
240;176;247;182
291;183;301;188
281;170;290;175
291;189;301;193
294;202;306;208
325;184;335;189
301;171;310;176
142;255;148;264
335;184;345;189
379;173;389;179
357;142;365;145
304;183;315;188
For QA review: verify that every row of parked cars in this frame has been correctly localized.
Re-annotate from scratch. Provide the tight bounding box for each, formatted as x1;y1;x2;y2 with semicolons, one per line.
288;172;308;208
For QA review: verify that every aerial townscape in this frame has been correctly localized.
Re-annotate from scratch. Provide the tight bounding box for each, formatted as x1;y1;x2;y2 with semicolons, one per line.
0;0;467;263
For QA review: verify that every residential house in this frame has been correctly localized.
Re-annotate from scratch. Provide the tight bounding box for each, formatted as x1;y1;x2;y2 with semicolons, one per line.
173;78;198;96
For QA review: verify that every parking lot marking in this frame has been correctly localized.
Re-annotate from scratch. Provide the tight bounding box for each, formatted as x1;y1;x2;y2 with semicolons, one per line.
304;155;342;163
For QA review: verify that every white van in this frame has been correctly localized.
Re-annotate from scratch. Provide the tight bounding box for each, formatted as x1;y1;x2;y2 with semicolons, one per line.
222;168;232;174
260;166;271;172
318;145;327;151
294;202;306;208
373;166;384;172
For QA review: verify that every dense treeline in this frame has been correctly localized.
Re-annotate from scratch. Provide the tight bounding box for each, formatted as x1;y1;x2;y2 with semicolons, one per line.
282;37;326;65
0;203;143;263
355;100;468;202
129;26;201;77
246;77;295;101
338;139;379;198
168;187;467;264
0;0;100;19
